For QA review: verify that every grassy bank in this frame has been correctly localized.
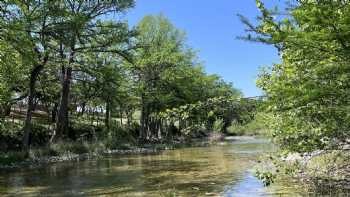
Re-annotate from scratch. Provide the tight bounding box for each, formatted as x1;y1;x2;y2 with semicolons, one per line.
0;132;219;168
0;141;136;167
0;140;175;168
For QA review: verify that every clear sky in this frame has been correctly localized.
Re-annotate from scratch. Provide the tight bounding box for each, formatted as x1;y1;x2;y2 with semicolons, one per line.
123;0;282;97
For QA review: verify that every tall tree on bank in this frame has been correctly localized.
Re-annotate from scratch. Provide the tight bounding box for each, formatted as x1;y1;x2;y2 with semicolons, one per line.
0;1;57;151
52;0;135;141
133;15;194;140
133;14;242;140
77;52;130;132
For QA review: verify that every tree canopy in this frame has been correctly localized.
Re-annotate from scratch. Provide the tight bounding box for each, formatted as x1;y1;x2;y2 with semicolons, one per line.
0;2;245;152
242;0;350;152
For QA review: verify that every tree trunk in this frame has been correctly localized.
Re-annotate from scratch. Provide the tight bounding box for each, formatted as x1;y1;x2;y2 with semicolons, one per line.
126;110;131;127
0;105;4;120
105;101;111;130
51;102;58;123
90;109;94;126
96;107;100;126
120;111;123;125
140;94;146;140
156;119;161;140
55;66;72;140
80;102;86;116
4;104;11;117
12;106;15;123
22;64;44;152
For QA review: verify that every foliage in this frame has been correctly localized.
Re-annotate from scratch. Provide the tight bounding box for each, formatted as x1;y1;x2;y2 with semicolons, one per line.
129;14;243;140
213;119;224;133
0;1;248;154
254;170;276;186
241;0;350;152
0;151;27;166
227;112;269;136
157;96;244;135
0;122;23;151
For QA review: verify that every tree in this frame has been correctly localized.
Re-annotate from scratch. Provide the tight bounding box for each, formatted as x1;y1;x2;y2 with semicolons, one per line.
132;14;191;140
50;1;135;141
131;14;243;140
86;53;129;132
0;41;27;119
0;3;245;153
241;0;350;152
0;0;59;151
0;0;136;149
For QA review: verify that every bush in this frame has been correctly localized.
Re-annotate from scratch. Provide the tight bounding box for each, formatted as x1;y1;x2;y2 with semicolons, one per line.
254;170;276;186
0;121;22;151
213;119;224;133
128;122;141;139
30;124;51;146
0;151;27;165
48;141;90;155
99;124;138;149
0;122;52;151
227;113;267;136
70;122;104;141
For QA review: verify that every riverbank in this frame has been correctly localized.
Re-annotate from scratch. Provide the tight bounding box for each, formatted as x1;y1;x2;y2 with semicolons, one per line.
0;133;252;170
285;149;350;192
0;145;161;169
256;148;350;194
0;134;226;169
0;133;267;171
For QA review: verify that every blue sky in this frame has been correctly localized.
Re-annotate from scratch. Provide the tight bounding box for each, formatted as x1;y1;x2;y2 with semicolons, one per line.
123;0;282;97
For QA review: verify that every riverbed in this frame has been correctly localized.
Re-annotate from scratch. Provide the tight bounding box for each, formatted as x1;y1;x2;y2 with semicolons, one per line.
0;137;313;196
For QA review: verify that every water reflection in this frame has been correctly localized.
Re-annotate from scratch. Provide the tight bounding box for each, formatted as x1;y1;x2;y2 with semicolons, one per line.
0;137;320;196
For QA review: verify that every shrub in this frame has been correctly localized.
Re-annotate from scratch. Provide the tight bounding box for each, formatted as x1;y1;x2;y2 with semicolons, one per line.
70;122;103;141
213;119;224;132
254;170;276;186
227;113;268;136
49;141;89;155
0;122;52;151
30;124;51;146
0;121;22;151
0;151;27;165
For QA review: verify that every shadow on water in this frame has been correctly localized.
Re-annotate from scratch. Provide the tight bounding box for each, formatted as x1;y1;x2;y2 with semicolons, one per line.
0;137;344;196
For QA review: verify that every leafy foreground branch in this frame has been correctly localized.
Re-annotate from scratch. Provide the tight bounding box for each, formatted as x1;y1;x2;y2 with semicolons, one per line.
242;0;350;192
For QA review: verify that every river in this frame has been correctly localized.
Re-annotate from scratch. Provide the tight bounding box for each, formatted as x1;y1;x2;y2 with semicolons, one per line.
0;137;315;196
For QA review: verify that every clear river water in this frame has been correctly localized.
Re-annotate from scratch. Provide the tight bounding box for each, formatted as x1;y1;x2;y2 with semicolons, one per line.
0;137;327;196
